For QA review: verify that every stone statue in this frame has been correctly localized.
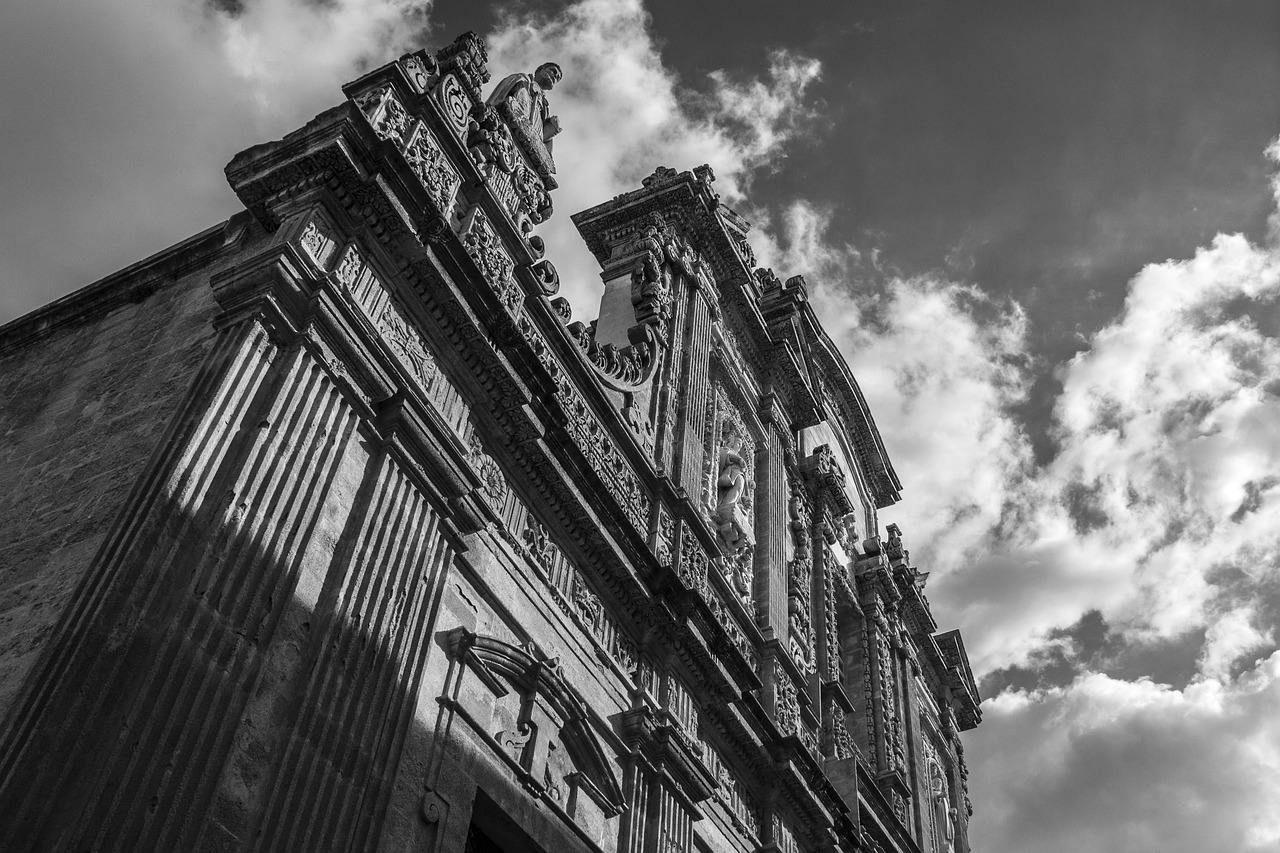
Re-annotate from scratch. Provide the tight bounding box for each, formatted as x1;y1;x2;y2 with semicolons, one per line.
486;61;563;152
930;757;955;853
717;435;748;511
716;433;754;554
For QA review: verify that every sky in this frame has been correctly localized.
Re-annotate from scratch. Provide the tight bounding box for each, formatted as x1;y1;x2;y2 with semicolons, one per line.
2;0;1280;850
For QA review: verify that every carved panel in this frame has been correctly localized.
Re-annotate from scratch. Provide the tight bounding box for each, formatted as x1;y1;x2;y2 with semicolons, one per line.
773;661;799;739
404;124;462;214
517;515;637;677
677;531;710;595
772;815;799;853
462;207;519;311
298;220;334;267
357;86;412;145
437;73;471;136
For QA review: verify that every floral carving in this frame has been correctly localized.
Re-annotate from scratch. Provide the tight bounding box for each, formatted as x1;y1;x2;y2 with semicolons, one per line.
678;532;710;594
773;662;799;738
462;207;519;309
404;126;461;213
468;432;507;503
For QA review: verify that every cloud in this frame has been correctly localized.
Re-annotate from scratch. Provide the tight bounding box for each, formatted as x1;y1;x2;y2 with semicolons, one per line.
0;0;431;322
792;139;1280;680
773;140;1280;850
485;0;821;316
967;651;1280;853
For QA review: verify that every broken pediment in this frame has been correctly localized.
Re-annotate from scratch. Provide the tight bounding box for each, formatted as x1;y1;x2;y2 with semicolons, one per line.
443;629;628;821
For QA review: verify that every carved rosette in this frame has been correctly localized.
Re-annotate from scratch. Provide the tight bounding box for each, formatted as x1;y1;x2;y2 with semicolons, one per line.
467;427;508;506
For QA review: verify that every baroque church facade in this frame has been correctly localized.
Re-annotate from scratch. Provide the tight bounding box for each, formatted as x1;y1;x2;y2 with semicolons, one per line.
0;32;980;853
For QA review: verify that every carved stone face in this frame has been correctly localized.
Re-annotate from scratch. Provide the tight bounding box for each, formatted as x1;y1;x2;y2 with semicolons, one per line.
534;63;562;90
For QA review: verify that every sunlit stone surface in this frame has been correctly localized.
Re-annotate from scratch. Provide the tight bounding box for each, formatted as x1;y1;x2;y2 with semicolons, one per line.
0;31;979;853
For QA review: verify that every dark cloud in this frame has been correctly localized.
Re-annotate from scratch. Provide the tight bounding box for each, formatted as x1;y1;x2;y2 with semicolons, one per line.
982;610;1207;695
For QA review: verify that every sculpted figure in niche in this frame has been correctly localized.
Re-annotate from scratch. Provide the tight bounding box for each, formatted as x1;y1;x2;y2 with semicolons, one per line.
929;757;955;853
718;434;748;509
716;432;754;554
487;62;563;152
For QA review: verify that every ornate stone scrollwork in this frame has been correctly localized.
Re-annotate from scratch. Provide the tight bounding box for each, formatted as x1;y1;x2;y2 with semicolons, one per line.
565;320;655;388
526;235;560;296
630;213;706;337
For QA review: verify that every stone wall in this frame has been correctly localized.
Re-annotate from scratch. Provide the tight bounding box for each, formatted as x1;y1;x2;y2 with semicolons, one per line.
0;223;238;718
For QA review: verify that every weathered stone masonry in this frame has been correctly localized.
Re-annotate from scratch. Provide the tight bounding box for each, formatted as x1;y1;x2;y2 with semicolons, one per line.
0;32;981;853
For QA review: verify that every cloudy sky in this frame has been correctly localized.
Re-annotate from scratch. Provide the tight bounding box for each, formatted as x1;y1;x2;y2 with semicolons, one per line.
4;0;1280;849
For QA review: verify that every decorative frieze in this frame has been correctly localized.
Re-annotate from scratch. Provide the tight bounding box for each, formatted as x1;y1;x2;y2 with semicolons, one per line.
517;311;650;537
517;514;637;678
662;675;701;753
787;480;817;675
702;738;760;842
825;696;856;760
